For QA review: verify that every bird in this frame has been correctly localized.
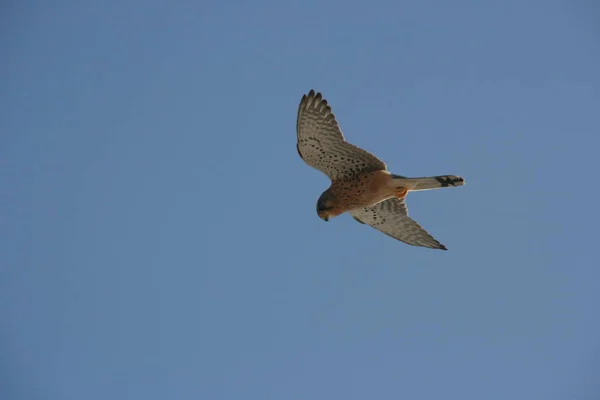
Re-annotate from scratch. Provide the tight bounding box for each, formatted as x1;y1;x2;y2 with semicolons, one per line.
296;89;465;250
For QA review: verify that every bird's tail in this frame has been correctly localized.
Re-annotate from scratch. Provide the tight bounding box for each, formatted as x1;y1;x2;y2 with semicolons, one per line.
391;174;465;191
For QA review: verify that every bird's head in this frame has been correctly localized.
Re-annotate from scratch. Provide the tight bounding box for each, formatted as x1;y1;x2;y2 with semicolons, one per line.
316;190;339;222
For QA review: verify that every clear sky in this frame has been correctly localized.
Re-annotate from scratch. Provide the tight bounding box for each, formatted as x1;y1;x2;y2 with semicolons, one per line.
2;1;599;399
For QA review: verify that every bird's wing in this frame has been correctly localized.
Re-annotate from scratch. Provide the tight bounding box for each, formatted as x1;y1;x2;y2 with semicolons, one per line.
350;198;448;250
296;90;386;181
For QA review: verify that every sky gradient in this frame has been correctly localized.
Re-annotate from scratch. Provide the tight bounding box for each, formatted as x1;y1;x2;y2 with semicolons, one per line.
2;1;600;399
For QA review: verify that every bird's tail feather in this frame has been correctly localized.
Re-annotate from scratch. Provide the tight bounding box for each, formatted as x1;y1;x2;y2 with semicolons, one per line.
391;174;465;191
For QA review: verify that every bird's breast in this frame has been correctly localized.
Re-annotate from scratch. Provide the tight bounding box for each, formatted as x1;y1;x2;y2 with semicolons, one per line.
331;170;395;212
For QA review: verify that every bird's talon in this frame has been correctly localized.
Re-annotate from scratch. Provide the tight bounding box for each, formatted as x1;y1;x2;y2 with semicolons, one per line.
395;188;408;199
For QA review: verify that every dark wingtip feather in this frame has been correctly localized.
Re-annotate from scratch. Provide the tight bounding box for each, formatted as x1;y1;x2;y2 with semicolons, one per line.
300;89;322;110
305;89;323;103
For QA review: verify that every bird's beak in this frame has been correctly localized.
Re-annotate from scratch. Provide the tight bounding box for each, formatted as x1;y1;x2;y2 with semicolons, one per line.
322;216;329;222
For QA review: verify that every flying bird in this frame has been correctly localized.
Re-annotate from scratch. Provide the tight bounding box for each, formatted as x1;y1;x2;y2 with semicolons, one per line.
296;89;465;250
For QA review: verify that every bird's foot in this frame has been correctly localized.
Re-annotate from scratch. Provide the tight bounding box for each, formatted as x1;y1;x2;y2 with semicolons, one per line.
394;188;408;199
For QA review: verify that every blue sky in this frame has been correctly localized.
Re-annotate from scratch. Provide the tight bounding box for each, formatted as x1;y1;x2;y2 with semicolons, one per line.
2;1;599;399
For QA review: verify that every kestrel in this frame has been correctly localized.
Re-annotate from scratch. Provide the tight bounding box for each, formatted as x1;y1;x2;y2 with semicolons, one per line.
296;89;465;250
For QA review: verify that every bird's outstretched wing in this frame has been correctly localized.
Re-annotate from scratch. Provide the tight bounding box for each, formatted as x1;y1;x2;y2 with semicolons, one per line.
350;198;448;250
296;90;386;181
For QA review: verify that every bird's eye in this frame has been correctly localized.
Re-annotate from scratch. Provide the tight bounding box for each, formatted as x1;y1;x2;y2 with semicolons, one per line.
318;204;333;212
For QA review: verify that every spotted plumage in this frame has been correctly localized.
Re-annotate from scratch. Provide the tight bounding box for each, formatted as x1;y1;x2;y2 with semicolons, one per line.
297;89;465;250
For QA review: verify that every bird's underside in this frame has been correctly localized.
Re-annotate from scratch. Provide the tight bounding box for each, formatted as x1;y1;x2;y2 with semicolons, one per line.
296;89;465;250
